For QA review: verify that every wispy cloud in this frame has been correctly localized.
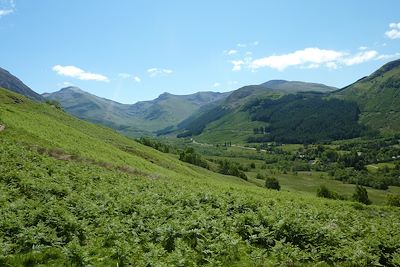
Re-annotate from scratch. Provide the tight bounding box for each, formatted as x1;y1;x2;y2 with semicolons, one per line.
0;0;15;18
385;22;400;39
231;60;245;71
52;65;109;82
224;49;238;55
342;50;378;66
213;82;220;87
237;41;259;48
376;52;400;60
231;47;384;71
147;68;173;77
118;73;131;79
118;73;141;82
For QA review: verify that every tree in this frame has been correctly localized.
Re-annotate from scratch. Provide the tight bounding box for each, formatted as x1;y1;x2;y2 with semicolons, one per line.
265;177;280;191
352;185;371;205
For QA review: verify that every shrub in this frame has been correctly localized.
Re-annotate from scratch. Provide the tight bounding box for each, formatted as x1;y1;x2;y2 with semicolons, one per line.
218;160;248;180
265;177;280;191
316;185;344;200
352;185;371;205
256;173;264;180
387;194;400;207
179;148;209;169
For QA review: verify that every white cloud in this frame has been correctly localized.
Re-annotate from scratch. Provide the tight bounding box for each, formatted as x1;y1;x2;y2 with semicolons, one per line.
0;0;15;18
237;41;259;48
359;46;368;50
118;73;131;79
376;52;400;60
213;82;220;87
341;50;378;66
385;22;400;39
249;48;345;71
325;62;338;69
231;47;385;71
231;60;245;71
0;9;12;17
225;49;238;55
147;68;173;77
133;76;141;82
52;65;109;82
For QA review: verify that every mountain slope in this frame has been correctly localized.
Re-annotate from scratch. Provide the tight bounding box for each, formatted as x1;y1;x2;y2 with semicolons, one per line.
334;59;400;134
1;87;400;265
260;80;337;93
43;87;229;136
0;67;44;101
173;81;338;143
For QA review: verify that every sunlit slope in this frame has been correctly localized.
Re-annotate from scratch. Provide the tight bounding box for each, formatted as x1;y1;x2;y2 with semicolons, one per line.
334;59;400;134
1;87;400;266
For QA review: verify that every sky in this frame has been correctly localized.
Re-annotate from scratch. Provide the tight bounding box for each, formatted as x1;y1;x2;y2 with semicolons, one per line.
0;0;399;104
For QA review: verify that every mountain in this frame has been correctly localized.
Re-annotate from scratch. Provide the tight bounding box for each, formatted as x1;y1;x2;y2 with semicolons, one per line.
43;87;229;136
0;85;399;266
0;67;44;101
171;81;339;143
334;59;400;134
260;80;337;93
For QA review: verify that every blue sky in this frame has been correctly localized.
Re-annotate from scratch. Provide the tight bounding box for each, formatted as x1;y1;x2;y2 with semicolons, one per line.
1;0;399;103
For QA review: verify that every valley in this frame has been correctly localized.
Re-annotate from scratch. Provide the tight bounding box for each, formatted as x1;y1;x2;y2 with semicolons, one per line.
1;56;400;266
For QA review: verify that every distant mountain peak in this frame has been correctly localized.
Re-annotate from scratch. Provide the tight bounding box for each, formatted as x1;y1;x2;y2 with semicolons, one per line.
60;86;84;92
0;67;44;101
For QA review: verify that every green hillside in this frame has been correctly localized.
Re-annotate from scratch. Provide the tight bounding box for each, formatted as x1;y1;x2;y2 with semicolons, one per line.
43;87;228;136
334;59;400;134
260;80;337;93
1;87;400;265
175;82;339;143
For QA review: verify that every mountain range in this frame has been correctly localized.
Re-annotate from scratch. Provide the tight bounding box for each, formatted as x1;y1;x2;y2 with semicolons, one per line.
1;59;400;143
42;87;229;136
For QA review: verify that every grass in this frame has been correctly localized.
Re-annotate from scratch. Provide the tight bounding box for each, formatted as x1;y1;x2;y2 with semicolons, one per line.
1;87;400;266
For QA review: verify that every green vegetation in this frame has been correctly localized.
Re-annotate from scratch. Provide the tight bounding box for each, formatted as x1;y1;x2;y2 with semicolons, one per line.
2;60;400;266
353;185;372;205
334;59;400;134
44;87;228;137
264;177;280;191
244;93;364;143
217;160;248;180
316;185;344;200
387;194;400;207
179;147;209;169
136;136;171;153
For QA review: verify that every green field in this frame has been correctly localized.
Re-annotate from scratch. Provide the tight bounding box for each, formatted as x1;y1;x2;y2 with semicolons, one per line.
1;87;400;266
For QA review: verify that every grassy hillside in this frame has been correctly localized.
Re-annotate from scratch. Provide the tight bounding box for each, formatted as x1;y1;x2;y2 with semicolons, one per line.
44;87;228;136
334;59;400;134
1;87;400;266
